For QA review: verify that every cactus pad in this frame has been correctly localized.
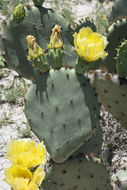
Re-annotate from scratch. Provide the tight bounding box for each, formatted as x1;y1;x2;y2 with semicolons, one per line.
33;0;45;7
93;71;127;128
42;154;112;190
116;40;127;78
74;17;96;33
108;0;127;22
101;17;127;73
25;68;100;163
1;5;76;79
72;125;103;158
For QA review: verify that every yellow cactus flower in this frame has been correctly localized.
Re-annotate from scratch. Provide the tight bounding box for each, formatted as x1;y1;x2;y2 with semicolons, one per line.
26;35;44;60
29;165;45;189
4;164;45;190
47;25;64;49
6;139;46;168
73;27;108;62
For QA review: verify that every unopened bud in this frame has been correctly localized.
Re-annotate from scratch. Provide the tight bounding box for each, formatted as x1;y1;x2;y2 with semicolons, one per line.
12;4;26;22
47;25;64;49
26;35;44;60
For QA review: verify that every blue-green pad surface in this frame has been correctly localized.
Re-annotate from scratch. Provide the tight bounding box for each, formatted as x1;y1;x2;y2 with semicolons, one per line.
101;17;127;73
42;154;113;190
93;72;127;128
108;0;127;22
25;68;100;163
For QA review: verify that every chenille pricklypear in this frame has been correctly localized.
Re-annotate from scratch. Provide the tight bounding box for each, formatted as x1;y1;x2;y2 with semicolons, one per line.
0;1;115;189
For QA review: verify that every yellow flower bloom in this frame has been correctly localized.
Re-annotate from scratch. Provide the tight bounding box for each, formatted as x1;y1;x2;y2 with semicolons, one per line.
26;35;44;60
29;165;45;189
6;139;46;168
47;25;64;49
4;164;45;190
73;27;108;62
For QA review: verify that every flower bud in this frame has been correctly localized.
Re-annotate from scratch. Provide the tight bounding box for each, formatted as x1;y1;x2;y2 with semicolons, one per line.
47;25;64;49
26;35;44;60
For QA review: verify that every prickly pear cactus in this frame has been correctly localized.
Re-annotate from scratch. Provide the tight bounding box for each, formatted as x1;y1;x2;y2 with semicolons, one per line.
1;4;76;79
74;17;96;33
72;124;103;158
116;40;127;78
93;71;127;128
108;0;127;22
101;17;127;73
25;68;100;163
33;0;44;7
42;154;112;190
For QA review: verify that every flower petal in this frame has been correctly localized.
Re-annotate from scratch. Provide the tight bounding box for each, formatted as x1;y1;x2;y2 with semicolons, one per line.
74;27;108;62
6;139;46;168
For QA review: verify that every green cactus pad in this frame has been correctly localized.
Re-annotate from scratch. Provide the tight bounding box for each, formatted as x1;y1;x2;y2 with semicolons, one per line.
47;48;64;69
25;68;100;163
1;5;76;79
42;154;112;190
116;40;127;78
75;57;100;74
93;71;127;128
33;0;44;7
72;125;103;158
101;17;127;73
74;17;96;34
31;54;50;73
108;0;127;22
